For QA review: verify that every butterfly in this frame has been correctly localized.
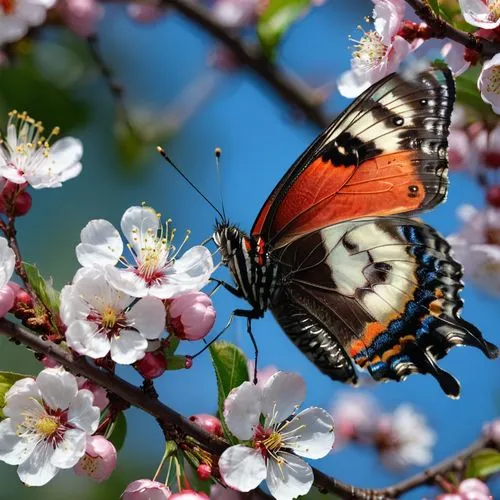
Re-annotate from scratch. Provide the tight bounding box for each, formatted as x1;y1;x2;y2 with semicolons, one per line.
212;66;498;398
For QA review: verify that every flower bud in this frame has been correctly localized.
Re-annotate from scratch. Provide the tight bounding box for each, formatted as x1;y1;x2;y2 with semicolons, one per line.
13;191;32;216
169;490;209;499
0;284;15;318
74;435;117;482
458;478;491;497
7;282;33;308
188;414;223;437
127;3;163;22
167;292;216;341
135;351;167;379
197;463;212;481
41;355;61;369
484;418;500;445
77;378;109;410
122;479;171;499
487;185;500;208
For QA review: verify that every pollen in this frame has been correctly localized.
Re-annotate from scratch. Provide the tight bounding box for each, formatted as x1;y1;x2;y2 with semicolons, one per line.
101;306;118;329
489;0;500;19
486;66;500;95
35;416;59;437
261;431;283;453
350;28;387;70
79;455;98;474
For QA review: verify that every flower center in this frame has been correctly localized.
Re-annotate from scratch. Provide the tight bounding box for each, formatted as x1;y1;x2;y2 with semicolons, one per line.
261;430;283;452
351;30;387;70
489;0;500;19
486;66;500;95
101;306;118;329
35;416;59;438
0;0;15;14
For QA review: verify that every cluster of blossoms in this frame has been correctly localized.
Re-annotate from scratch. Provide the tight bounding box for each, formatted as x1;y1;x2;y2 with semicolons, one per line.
330;392;436;469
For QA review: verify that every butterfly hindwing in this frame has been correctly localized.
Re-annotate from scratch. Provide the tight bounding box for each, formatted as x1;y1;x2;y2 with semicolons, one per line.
270;217;498;397
252;68;454;248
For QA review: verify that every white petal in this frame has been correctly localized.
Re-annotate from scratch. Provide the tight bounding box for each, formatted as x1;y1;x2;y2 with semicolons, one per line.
262;372;305;427
266;453;313;500
36;368;78;411
127;296;165;339
65;320;110;359
105;266;148;298
76;219;122;268
110;330;147;364
219;445;266;492
223;381;261;440
121;206;159;255
441;42;470;77
60;284;89;325
51;429;87;469
459;0;500;28
0;419;37;465
0;237;15;289
4;378;41;421
68;389;99;434
337;69;370;98
284;407;334;459
17;442;58;486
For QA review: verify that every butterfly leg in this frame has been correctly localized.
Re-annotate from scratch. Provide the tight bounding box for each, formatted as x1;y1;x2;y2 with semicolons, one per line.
233;309;261;385
191;312;237;358
209;278;244;298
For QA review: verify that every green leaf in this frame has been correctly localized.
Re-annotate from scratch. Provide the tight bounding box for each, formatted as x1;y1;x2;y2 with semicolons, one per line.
257;0;311;58
466;448;500;478
165;355;189;371
23;262;60;318
209;341;249;443
106;412;127;451
0;371;29;419
0;62;88;132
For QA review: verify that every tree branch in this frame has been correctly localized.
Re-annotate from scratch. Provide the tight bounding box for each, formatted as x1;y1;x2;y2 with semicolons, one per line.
405;0;500;58
1;317;497;499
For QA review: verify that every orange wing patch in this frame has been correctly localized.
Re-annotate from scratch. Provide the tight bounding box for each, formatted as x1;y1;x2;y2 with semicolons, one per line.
267;151;425;247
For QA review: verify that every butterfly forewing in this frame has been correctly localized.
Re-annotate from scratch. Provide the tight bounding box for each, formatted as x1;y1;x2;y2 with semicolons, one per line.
252;68;454;248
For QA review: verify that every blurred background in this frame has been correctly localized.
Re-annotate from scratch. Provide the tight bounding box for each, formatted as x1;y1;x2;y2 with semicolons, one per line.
0;0;499;498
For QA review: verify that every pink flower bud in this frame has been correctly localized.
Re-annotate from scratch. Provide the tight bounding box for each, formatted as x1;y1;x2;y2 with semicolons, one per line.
122;479;171;499
77;378;109;410
0;284;15;318
458;478;491;496
127;2;164;22
167;292;216;341
7;282;33;308
197;463;211;480
59;0;104;37
13;191;32;216
170;491;209;500
41;355;61;369
188;414;223;437
484;419;500;445
74;435;117;482
135;351;167;379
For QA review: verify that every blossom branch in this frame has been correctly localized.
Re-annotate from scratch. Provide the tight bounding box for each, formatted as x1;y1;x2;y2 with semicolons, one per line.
102;0;330;128
404;0;500;58
1;316;498;499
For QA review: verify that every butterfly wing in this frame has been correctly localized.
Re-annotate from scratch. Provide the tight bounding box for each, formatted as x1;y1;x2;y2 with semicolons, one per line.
270;217;498;397
252;67;454;248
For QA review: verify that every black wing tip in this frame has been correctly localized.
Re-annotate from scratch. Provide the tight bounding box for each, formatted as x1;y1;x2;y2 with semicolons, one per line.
457;318;499;359
434;368;461;399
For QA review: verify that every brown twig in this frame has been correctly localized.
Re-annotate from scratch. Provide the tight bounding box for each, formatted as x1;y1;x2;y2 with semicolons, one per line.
86;35;140;140
0;317;496;499
404;0;500;58
102;0;330;128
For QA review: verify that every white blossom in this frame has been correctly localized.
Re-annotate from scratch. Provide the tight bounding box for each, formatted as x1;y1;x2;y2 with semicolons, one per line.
218;372;334;500
76;206;214;299
459;0;500;29
0;367;99;486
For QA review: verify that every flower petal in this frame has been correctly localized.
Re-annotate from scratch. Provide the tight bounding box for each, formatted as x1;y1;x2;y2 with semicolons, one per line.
127;296;166;340
266;452;313;500
337;69;371;98
51;429;87;469
36;368;78;411
68;389;100;434
17;442;59;486
105;266;149;298
0;418;37;465
110;330;148;364
65;320;111;359
284;407;335;459
261;372;305;427
219;445;266;492
0;285;15;317
76;219;122;268
459;0;500;28
121;206;159;255
223;381;261;440
0;237;15;289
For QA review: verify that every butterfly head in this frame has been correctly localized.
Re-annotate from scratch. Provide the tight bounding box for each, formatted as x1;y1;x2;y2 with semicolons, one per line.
213;221;246;264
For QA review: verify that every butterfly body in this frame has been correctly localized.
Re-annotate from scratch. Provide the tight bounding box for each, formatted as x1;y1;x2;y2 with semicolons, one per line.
213;67;499;397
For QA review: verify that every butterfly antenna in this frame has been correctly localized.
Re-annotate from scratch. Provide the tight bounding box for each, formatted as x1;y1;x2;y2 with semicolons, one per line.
214;147;227;223
157;146;224;220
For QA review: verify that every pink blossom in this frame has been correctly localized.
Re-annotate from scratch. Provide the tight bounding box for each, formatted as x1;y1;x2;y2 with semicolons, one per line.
167;292;216;341
74;435;117;482
188;414;223;437
0;285;14;318
170;491;209;500
483;418;500;445
247;361;278;388
212;0;260;28
122;479;171;499
458;478;491;497
127;2;163;23
441;42;471;77
59;0;104;38
459;0;500;29
41;355;61;369
7;281;32;308
478;53;500;114
473;124;500;169
77;378;109;410
448;128;471;171
338;1;412;97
